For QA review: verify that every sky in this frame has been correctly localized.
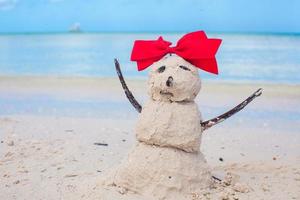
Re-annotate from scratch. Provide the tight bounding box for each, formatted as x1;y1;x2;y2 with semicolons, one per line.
0;0;299;33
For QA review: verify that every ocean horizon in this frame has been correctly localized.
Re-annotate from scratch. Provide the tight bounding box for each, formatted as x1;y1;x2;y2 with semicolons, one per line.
0;32;299;84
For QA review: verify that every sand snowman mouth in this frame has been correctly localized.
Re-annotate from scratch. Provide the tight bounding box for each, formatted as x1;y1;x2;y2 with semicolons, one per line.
160;90;174;97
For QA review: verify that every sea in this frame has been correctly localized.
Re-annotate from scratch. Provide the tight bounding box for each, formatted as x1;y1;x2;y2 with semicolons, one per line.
0;32;300;133
0;32;300;84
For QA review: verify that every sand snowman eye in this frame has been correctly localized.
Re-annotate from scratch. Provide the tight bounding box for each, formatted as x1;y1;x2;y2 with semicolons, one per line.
157;66;166;73
179;65;191;71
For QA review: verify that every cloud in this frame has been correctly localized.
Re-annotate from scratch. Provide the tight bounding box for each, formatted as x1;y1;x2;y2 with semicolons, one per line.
0;0;17;10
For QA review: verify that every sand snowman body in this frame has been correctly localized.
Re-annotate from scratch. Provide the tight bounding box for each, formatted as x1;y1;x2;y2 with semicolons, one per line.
136;100;202;152
107;56;212;199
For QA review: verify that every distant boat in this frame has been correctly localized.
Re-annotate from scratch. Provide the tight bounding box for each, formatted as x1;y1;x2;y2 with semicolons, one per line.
69;23;82;33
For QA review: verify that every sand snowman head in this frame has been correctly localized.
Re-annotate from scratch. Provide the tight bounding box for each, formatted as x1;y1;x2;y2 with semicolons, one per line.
148;55;201;102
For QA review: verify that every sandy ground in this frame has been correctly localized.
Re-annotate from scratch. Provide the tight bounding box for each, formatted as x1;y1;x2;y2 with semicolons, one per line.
0;76;300;199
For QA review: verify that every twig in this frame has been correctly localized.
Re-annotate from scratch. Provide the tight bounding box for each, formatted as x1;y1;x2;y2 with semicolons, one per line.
201;88;263;131
94;142;108;146
212;175;222;182
114;59;142;113
114;59;262;129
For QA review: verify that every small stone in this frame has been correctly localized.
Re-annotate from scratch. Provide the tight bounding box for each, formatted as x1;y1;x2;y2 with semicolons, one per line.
272;157;277;160
203;191;210;196
7;140;14;146
64;174;78;178
3;174;10;178
117;187;128;195
4;152;13;157
233;196;239;200
219;157;224;162
19;170;29;173
233;183;250;193
191;193;200;199
261;183;270;192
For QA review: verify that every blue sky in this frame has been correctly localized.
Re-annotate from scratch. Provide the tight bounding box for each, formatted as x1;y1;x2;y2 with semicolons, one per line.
0;0;299;33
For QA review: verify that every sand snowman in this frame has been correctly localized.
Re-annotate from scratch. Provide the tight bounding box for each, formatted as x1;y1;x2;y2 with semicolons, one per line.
105;31;262;200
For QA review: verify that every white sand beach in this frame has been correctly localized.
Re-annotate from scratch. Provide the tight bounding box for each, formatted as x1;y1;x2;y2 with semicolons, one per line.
0;76;300;199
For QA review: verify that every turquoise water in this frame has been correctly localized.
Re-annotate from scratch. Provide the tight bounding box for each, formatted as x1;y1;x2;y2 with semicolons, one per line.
0;33;300;84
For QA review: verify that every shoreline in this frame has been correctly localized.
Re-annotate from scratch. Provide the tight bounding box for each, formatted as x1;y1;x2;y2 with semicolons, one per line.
1;75;299;123
1;74;300;87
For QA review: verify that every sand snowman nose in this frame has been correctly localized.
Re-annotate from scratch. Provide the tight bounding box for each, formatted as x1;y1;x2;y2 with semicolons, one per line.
166;76;173;87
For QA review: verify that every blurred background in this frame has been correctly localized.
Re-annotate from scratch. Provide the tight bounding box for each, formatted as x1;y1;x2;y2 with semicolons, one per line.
0;0;299;82
0;0;299;125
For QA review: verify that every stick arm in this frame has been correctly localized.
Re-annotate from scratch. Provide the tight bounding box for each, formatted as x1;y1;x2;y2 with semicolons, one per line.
201;88;263;131
114;59;142;113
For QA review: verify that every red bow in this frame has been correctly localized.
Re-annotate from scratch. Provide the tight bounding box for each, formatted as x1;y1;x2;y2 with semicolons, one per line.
130;31;222;74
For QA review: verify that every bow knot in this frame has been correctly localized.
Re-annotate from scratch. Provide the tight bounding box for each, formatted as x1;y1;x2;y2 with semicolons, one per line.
167;46;176;53
130;31;222;74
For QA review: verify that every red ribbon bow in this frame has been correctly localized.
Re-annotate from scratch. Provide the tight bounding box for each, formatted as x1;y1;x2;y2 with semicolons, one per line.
130;31;222;74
